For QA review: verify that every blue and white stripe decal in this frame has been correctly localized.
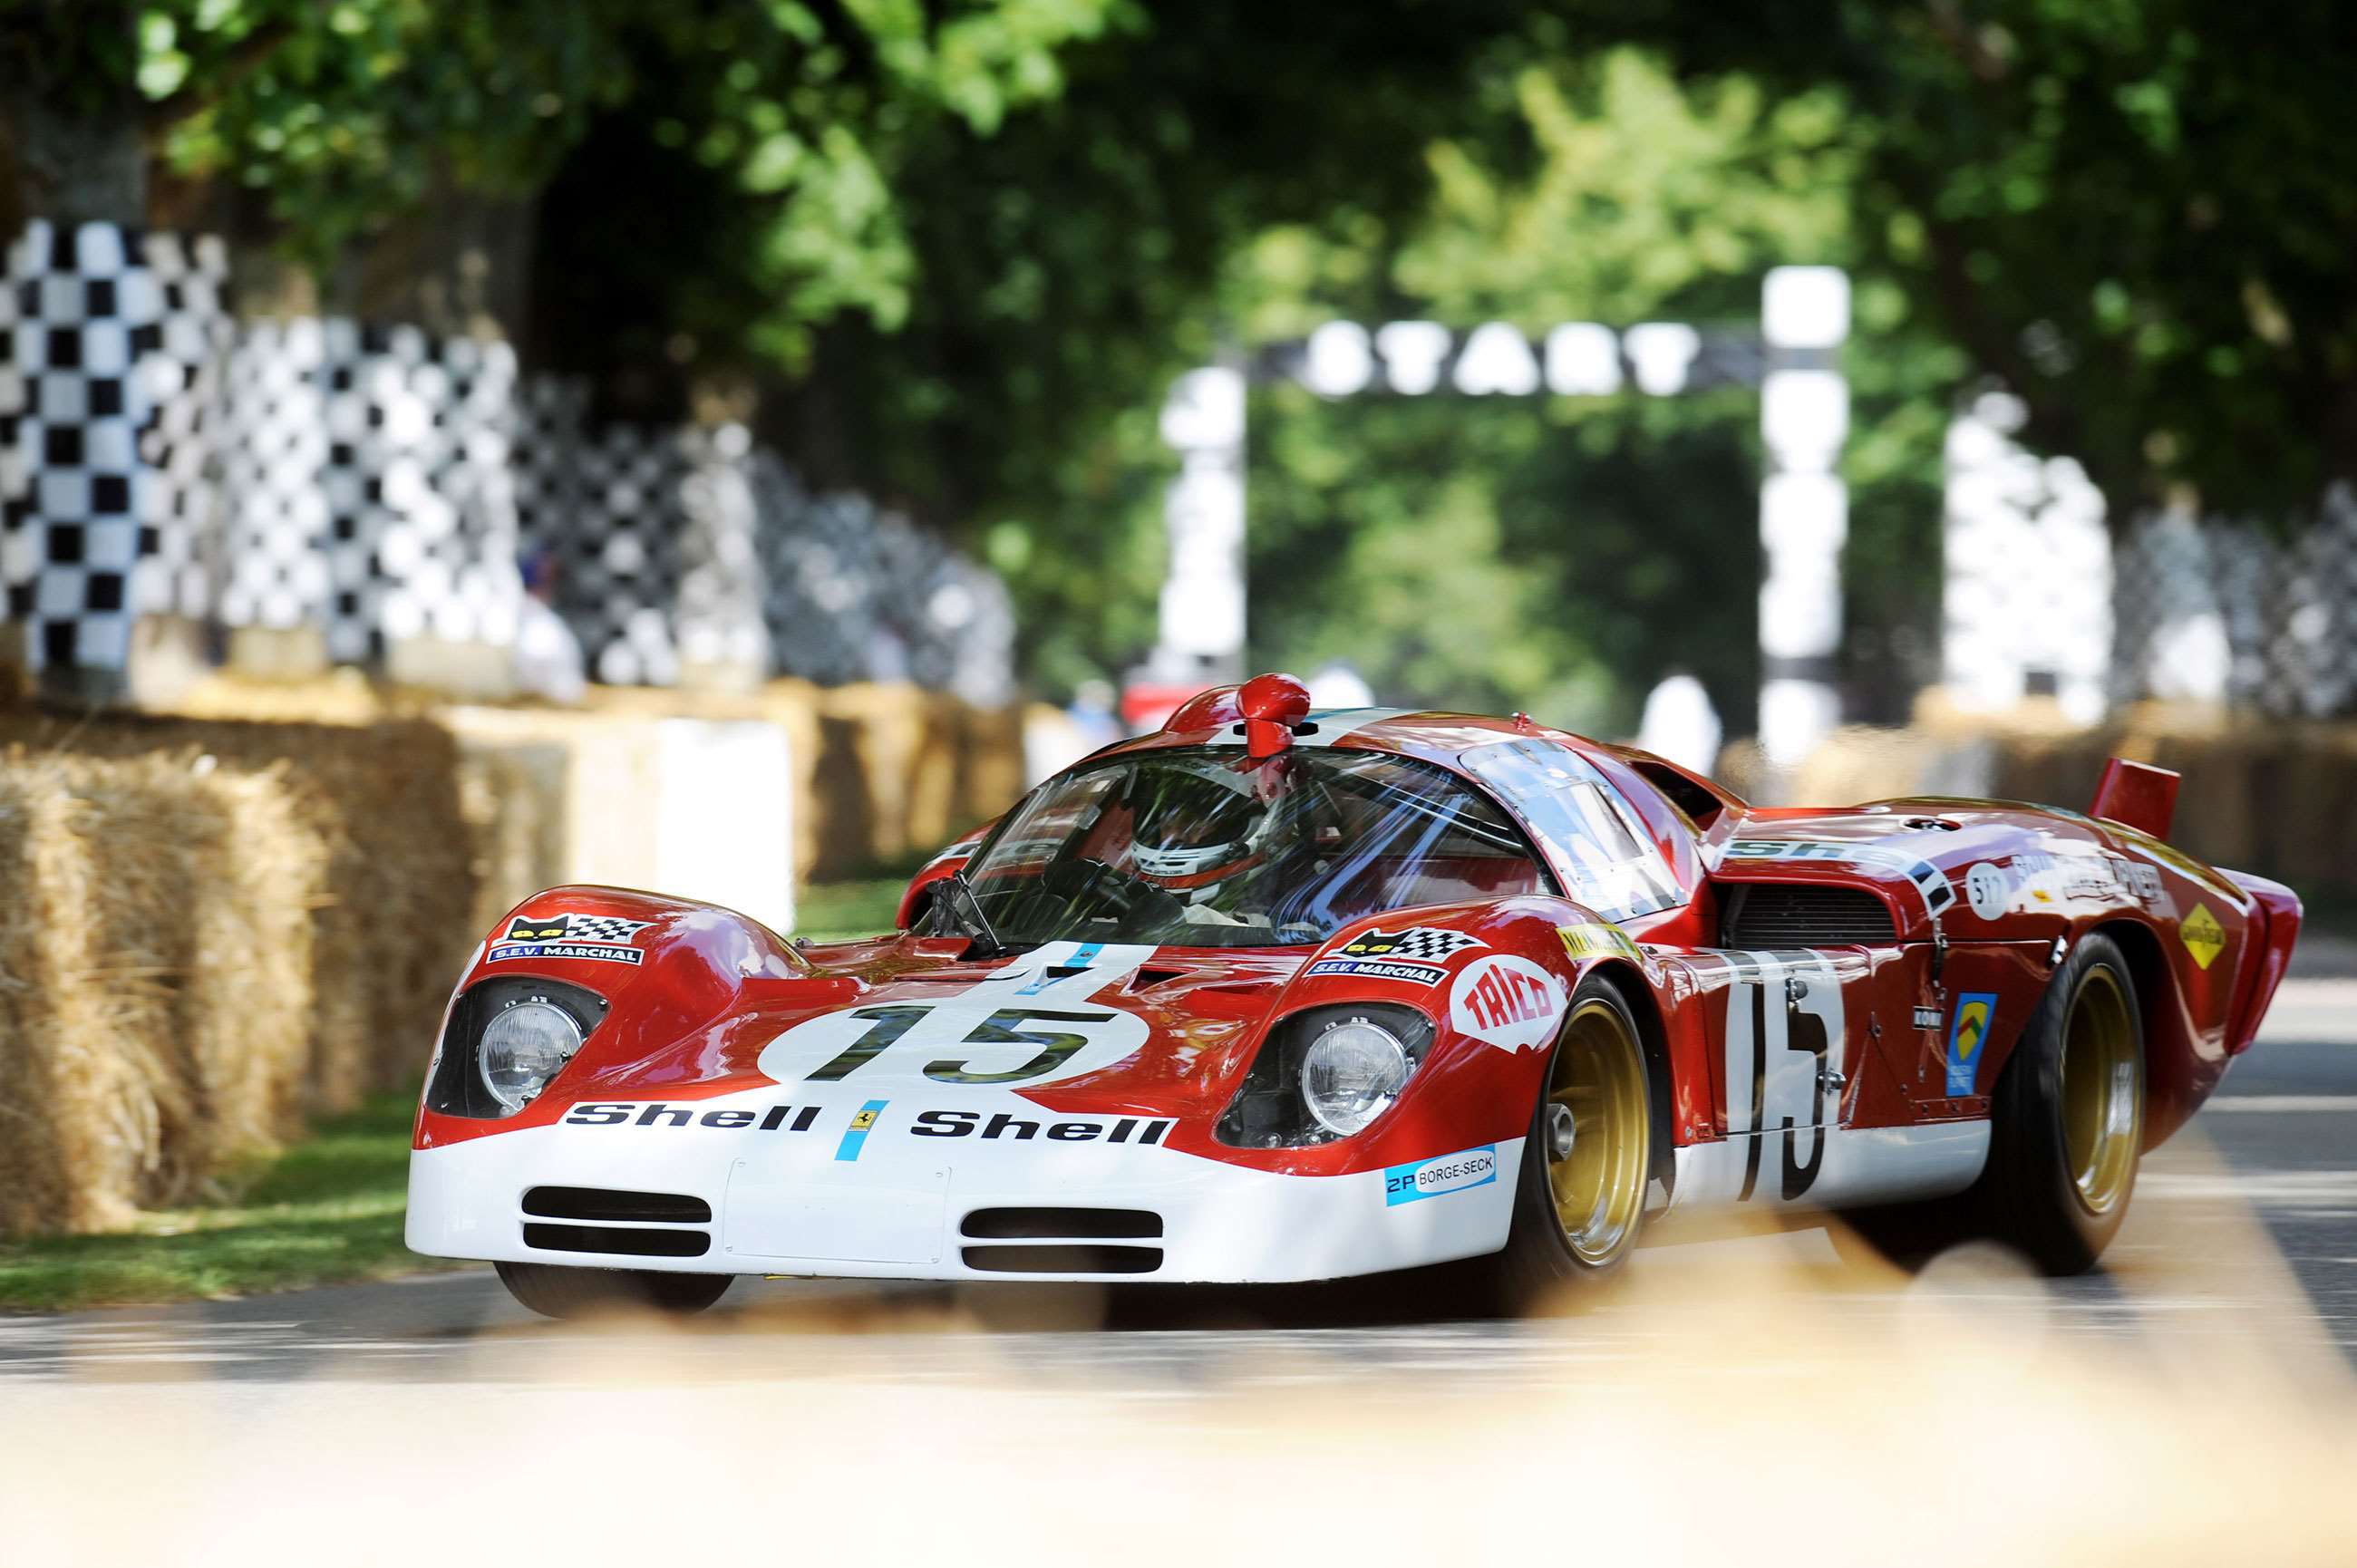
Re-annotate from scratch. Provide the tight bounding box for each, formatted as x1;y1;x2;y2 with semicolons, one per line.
835;1099;888;1161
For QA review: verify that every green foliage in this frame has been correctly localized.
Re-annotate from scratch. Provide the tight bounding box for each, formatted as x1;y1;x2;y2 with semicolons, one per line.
32;0;2338;721
567;0;1574;696
1233;53;1956;731
137;2;640;261
539;24;1968;723
1572;0;2357;526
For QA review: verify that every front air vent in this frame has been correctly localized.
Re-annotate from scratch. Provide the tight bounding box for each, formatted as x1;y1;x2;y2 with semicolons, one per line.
524;1186;713;1224
961;1244;1162;1275
1720;884;1897;947
523;1222;712;1257
960;1207;1163;1240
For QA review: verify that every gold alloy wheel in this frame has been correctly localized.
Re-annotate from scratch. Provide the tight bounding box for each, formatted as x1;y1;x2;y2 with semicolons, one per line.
1543;997;1651;1265
2060;965;2141;1216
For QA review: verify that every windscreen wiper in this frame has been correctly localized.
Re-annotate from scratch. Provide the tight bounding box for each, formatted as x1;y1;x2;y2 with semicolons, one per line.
943;868;1013;958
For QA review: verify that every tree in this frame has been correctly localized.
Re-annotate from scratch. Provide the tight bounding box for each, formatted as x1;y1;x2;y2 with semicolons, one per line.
1233;51;1956;733
1562;0;2357;528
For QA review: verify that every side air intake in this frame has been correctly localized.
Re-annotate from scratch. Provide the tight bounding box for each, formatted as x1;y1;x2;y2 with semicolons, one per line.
1720;883;1897;947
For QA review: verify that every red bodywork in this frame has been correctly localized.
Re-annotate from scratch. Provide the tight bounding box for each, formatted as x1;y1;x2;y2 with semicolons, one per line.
418;697;2301;1202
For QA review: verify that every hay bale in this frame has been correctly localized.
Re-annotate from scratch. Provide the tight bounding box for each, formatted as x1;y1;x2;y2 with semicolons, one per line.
71;754;320;1204
955;702;1028;829
0;763;146;1234
0;712;479;1102
0;749;322;1234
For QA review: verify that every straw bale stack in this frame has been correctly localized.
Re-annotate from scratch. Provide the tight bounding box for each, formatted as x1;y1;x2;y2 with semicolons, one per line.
0;749;323;1234
0;713;480;1236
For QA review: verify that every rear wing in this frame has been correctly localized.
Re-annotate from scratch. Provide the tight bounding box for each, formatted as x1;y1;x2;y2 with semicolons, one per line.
2090;756;2178;841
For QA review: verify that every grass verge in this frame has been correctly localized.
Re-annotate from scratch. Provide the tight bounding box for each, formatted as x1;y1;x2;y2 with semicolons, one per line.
0;876;917;1314
0;1091;451;1313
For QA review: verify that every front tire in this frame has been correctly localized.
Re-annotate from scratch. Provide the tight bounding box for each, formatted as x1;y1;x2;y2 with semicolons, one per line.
495;1261;734;1320
1494;979;1654;1306
1982;932;2144;1274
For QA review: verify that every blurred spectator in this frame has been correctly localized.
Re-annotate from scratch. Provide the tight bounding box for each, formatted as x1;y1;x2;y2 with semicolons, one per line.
1068;679;1122;752
514;552;587;705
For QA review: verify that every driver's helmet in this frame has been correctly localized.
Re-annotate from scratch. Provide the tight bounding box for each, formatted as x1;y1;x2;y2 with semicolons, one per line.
1129;772;1271;891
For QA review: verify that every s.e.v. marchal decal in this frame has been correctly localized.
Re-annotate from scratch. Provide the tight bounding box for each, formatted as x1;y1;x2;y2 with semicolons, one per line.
490;911;655;965
1306;925;1486;987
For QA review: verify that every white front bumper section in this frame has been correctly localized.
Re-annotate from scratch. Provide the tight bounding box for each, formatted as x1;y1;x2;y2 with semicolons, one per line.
405;1109;1524;1284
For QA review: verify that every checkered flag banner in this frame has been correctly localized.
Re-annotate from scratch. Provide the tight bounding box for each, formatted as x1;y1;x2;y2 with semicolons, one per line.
0;219;229;673
217;317;333;631
4;219;1015;699
674;422;771;677
1940;392;2110;721
2109;489;2357;719
752;451;1016;703
216;317;525;663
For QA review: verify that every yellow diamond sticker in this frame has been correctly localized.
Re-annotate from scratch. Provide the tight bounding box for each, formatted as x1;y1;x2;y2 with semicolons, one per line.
2180;904;2226;971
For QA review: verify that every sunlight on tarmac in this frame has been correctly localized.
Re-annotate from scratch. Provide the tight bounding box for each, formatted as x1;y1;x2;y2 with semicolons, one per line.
5;1139;2354;1567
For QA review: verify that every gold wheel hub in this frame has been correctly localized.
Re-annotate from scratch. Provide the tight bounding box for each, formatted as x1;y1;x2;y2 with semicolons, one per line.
1544;998;1650;1265
2060;966;2140;1216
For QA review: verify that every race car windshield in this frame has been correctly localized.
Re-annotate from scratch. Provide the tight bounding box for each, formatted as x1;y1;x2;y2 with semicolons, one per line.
954;746;1551;949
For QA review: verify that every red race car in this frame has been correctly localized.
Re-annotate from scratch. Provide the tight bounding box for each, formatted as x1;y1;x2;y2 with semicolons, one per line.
407;673;2300;1317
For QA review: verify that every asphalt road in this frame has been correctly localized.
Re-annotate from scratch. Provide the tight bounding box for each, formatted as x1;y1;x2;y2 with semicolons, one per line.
4;955;2353;1392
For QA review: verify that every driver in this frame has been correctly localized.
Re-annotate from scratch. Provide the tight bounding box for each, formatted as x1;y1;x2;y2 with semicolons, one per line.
1130;773;1272;899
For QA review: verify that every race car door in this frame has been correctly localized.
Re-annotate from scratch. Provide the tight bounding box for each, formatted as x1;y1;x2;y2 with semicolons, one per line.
1714;949;1850;1204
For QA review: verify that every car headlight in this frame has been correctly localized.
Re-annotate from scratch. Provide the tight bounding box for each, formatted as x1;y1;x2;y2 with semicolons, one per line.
1217;1002;1433;1147
1300;1016;1411;1136
478;998;585;1113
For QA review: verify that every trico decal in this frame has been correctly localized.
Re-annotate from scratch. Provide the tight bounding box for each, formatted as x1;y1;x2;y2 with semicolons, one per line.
1964;861;2011;921
1384;1144;1499;1205
1557;923;1641;963
2179;904;2227;971
758;940;1155;1090
1449;955;1566;1053
1724;839;1955;918
488;911;654;966
907;1108;1173;1145
563;1101;822;1131
1337;926;1484;963
1721;953;1847;1203
1306;956;1445;986
1945;992;1995;1096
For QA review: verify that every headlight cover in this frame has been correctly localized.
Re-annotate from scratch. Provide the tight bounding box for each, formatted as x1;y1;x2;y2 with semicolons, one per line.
479;999;584;1113
1217;1002;1434;1148
423;975;610;1119
1300;1017;1411;1135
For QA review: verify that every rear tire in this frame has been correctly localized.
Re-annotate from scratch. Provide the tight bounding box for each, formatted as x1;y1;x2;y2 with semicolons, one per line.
1492;978;1654;1309
1981;932;2144;1274
494;1261;734;1320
